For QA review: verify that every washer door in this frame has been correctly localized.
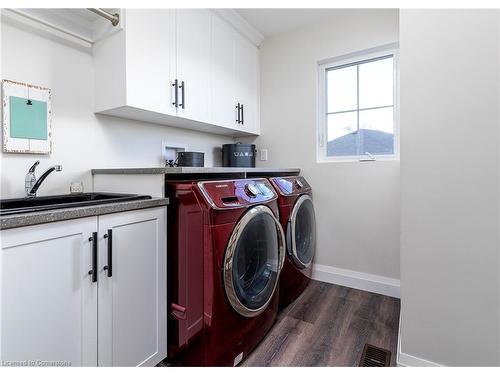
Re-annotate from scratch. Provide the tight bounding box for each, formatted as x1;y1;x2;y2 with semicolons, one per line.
223;205;285;317
287;195;316;269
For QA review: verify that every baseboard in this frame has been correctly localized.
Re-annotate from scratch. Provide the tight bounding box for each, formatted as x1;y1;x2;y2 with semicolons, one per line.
396;311;442;366
311;264;400;298
397;350;442;367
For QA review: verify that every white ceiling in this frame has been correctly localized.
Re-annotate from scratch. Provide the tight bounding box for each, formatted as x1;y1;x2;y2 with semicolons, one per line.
235;9;341;38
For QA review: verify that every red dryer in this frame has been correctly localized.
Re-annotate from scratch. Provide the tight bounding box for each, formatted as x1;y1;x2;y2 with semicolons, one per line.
166;178;285;366
269;176;316;309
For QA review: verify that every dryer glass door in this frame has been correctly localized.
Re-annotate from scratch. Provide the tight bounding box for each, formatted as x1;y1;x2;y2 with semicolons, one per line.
288;195;316;269
223;205;285;317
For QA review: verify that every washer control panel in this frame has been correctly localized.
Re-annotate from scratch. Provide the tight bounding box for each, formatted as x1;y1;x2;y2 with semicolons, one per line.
244;183;259;198
269;176;311;196
199;179;276;208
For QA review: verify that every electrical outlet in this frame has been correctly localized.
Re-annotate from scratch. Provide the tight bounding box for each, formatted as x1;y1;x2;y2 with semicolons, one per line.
260;149;268;161
70;181;84;194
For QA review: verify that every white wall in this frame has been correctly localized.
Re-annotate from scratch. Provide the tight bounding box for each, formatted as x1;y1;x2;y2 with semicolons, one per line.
399;10;500;366
0;18;233;199
242;9;400;282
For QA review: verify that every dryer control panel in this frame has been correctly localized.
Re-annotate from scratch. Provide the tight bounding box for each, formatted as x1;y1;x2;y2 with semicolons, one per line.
198;179;276;208
270;176;311;196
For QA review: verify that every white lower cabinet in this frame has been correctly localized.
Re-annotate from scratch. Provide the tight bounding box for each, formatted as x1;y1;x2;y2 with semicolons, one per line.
0;217;98;366
0;207;167;367
97;208;166;366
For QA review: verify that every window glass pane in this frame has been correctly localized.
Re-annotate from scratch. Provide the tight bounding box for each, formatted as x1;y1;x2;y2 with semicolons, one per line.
327;111;358;157
327;65;357;113
359;107;394;155
359;57;393;109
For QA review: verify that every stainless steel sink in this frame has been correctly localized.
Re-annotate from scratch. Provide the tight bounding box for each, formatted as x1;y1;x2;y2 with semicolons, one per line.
0;193;151;215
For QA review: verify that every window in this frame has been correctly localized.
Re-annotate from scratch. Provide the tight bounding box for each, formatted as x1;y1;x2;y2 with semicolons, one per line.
317;45;399;162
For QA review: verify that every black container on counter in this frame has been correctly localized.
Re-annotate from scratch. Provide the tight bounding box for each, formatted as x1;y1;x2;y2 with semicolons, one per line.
177;152;204;167
222;143;256;167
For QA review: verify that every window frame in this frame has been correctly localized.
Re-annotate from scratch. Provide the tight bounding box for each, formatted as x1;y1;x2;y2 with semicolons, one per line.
317;43;400;163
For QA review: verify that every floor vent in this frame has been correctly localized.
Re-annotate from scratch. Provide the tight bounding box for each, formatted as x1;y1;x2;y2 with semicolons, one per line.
358;344;391;367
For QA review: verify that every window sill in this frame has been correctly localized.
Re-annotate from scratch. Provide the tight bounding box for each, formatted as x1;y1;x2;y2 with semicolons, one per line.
316;157;399;164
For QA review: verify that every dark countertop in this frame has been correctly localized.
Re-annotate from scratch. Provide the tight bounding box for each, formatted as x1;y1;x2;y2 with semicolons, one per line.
91;167;301;175
1;197;169;230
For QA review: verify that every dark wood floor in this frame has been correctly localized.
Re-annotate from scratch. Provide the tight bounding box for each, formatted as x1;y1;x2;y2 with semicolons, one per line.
242;280;400;367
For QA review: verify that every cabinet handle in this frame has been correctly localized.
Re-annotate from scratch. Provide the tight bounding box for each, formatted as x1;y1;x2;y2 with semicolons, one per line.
103;229;113;277
88;232;98;283
179;81;185;109
172;79;178;107
236;103;241;124
240;104;244;125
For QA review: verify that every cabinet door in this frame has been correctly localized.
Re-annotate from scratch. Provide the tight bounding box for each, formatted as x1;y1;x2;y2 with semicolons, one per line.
98;207;167;367
0;218;98;366
235;33;260;134
175;9;211;123
210;13;237;129
125;9;177;116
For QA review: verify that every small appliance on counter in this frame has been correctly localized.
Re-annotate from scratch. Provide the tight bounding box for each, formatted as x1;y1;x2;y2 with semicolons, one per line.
173;151;205;167
222;143;256;167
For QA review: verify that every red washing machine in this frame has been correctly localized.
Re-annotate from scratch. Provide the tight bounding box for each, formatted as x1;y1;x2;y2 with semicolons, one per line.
269;176;316;310
166;178;285;366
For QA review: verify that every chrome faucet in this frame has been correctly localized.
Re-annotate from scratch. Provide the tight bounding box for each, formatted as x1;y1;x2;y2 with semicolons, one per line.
25;161;63;197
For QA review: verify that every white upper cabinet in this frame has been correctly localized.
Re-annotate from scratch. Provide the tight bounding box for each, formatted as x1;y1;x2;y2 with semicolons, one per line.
235;33;260;135
210;14;237;129
93;9;260;136
125;9;176;116
209;14;260;134
94;9;176;117
175;10;211;124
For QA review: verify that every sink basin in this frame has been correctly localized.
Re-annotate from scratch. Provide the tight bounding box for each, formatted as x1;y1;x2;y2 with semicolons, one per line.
0;193;152;216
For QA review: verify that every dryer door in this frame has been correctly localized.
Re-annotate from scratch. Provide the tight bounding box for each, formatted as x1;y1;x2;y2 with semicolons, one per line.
223;205;285;317
287;195;316;269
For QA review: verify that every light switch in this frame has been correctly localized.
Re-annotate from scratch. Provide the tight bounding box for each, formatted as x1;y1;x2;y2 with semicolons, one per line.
260;149;268;161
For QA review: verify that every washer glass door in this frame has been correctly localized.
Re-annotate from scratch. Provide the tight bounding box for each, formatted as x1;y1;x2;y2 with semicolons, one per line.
288;195;316;268
224;205;284;317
